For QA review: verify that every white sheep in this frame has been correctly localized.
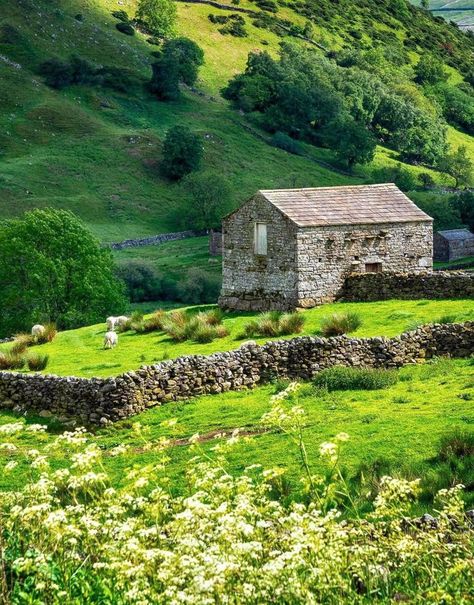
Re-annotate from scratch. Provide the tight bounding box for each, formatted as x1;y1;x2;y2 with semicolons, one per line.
104;331;118;349
106;316;117;331
115;315;129;329
31;324;46;339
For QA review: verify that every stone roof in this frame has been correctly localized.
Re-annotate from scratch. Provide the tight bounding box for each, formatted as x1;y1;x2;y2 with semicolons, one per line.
258;183;432;227
437;229;474;242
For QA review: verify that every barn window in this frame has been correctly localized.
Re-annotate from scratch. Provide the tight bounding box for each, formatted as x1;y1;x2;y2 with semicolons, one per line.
365;262;382;273
254;222;267;255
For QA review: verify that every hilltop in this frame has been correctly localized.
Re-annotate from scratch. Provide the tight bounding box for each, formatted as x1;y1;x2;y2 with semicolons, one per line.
0;0;473;245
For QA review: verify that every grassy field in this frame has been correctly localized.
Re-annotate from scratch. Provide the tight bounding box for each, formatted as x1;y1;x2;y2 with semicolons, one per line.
1;299;473;378
0;356;472;511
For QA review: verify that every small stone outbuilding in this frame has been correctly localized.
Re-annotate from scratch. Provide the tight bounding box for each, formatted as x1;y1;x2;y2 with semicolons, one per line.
433;229;474;262
219;183;433;311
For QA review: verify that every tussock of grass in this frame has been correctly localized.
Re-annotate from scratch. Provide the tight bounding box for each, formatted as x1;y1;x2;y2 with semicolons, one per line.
36;323;57;345
320;312;362;337
26;353;49;371
240;311;305;339
0;352;25;370
162;309;229;343
313;366;399;391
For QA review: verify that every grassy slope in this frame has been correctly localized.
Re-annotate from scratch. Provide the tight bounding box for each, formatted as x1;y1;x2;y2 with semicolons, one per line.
0;0;471;244
1;299;473;377
0;357;472;511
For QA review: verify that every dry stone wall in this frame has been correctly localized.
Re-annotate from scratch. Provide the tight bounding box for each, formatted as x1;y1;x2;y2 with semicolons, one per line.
339;271;474;301
0;322;473;425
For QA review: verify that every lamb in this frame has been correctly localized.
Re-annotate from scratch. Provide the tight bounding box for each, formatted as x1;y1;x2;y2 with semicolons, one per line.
104;331;118;349
31;324;46;339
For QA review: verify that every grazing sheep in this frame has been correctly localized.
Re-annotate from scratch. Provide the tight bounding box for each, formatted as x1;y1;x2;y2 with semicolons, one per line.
104;331;118;349
31;324;46;339
115;315;129;329
106;316;117;331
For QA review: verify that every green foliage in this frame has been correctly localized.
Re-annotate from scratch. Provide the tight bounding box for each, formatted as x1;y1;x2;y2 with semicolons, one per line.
116;261;168;303
111;10;130;22
149;38;204;100
219;15;248;37
174;171;232;230
323;115;377;167
372;163;418;191
414;54;448;85
313;366;399;391
115;22;135;36
161;126;203;180
136;0;177;38
432;84;474;135
450;191;474;230
176;267;221;304
411;192;462;231
271;131;302;154
440;146;473;189
320;312;362;336
240;311;305;338
0;209;126;337
395;115;448;166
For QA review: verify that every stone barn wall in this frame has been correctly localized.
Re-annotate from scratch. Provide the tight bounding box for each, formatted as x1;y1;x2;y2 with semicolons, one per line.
296;221;433;307
339;271;474;301
219;194;299;311
0;322;473;425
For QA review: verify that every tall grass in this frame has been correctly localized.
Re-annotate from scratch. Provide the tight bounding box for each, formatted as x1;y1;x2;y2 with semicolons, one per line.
319;312;362;337
240;311;305;339
36;323;57;344
26;353;49;371
162;309;229;343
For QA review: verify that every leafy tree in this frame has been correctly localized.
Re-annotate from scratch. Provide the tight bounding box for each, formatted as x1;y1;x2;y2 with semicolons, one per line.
396;115;448;166
411;193;462;231
451;191;474;230
372;163;418;191
432;84;474;135
322;116;377;167
177;171;232;230
161;126;203;180
440;146;473;189
149;37;204;100
136;0;176;38
414;54;448;85
0;209;126;336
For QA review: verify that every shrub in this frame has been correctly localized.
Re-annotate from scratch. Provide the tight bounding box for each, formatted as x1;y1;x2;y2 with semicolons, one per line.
136;0;177;38
176;268;221;304
219;15;247;37
112;10;130;22
271;132;302;155
36;323;57;344
240;311;305;339
161;126;203;181
313;366;399;391
26;353;49;371
320;312;362;336
161;309;228;343
116;22;135;35
11;333;33;355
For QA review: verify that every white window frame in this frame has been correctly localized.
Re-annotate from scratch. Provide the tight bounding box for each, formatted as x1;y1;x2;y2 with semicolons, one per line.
254;222;268;256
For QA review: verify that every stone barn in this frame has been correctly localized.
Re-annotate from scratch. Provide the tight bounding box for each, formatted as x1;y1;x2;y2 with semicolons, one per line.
218;183;433;311
433;229;474;262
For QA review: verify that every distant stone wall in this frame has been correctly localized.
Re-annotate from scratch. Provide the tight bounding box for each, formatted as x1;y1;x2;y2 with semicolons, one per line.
110;230;207;250
339;271;474;302
1;322;473;425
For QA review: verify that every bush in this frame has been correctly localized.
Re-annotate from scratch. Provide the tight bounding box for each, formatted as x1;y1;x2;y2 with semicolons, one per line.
219;15;247;37
240;311;305;339
271;132;302;155
116;262;165;303
26;353;49;371
371;163;418;192
111;10;130;22
116;22;135;35
320;312;362;336
176;268;221;304
313;366;399;391
161;126;203;181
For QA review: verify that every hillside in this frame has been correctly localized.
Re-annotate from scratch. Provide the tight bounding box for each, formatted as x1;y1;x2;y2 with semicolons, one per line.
0;0;473;245
411;0;474;29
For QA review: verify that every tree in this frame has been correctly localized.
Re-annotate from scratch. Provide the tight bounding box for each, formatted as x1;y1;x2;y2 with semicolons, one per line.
161;126;203;180
323;116;377;167
149;37;204;100
414;54;447;85
451;191;474;230
421;0;429;9
396;114;448;166
0;209;126;337
177;172;232;230
136;0;176;38
440;145;473;188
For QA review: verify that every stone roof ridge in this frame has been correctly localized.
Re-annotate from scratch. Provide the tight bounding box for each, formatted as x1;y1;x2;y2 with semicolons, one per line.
256;183;432;227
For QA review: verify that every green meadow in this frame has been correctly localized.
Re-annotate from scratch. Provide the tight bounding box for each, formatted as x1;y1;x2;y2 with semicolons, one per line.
1;299;473;378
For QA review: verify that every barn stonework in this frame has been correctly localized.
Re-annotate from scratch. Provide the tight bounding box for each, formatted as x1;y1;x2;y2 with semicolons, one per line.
433;229;474;262
219;184;433;311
